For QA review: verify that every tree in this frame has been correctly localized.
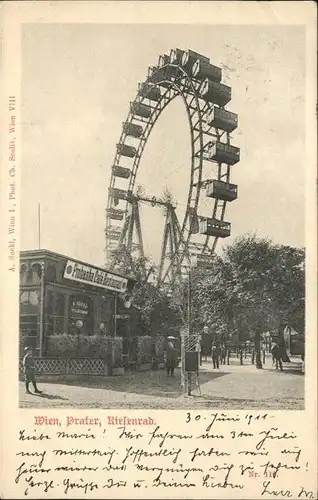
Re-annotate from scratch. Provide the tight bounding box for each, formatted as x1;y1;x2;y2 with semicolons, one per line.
190;234;305;369
109;245;181;337
109;245;148;281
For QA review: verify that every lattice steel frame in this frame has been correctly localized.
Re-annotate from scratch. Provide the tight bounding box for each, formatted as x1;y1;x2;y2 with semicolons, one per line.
106;50;237;286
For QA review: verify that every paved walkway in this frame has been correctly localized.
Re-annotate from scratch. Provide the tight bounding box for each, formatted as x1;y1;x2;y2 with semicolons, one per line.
19;357;304;410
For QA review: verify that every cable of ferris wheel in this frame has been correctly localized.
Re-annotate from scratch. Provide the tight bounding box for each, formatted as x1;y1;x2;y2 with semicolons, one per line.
136;197;214;214
137;162;186;185
162;163;187;181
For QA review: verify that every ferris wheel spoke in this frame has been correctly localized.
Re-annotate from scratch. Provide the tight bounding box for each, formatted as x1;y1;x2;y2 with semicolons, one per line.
106;48;240;284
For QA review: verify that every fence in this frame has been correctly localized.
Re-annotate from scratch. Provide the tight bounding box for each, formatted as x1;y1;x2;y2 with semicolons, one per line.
19;357;106;376
19;335;167;377
19;357;110;376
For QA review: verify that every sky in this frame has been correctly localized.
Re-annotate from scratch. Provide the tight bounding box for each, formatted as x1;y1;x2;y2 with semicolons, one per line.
21;23;305;268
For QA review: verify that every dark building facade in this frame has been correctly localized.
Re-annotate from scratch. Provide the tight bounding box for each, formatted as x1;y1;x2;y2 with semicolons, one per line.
19;249;135;356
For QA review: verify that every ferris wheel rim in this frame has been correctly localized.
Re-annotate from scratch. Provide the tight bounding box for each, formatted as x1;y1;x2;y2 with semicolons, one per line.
106;50;239;284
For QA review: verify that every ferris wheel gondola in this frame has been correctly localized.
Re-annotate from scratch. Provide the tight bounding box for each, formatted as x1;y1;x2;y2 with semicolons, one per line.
105;48;240;286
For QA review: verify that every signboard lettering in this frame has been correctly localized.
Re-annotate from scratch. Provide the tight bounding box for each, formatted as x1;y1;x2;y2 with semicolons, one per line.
63;260;128;293
70;296;90;316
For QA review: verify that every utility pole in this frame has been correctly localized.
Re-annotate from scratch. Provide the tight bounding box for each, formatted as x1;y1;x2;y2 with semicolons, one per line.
114;294;117;337
38;203;41;249
39;261;45;357
187;267;192;395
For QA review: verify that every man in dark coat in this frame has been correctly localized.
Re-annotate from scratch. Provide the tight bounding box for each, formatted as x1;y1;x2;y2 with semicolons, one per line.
211;342;220;369
23;347;42;394
165;337;178;376
271;343;284;371
220;344;227;365
200;331;211;363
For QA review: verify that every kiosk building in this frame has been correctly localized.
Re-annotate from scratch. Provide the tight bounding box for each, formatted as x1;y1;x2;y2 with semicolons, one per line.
19;249;135;356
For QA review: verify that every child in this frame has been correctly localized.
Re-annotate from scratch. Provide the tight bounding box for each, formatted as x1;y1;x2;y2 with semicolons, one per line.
23;347;42;394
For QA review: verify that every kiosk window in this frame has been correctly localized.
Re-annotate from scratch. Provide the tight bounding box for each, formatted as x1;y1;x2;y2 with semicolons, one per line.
20;290;40;314
68;294;93;335
20;264;28;286
46;290;65;335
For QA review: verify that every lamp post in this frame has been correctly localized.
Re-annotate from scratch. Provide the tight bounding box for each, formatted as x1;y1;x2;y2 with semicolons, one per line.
246;339;251;352
187;267;192;395
39;261;45;357
114;294;117;337
188;267;191;337
227;333;232;365
179;269;192;394
265;331;271;352
201;325;209;363
75;319;83;356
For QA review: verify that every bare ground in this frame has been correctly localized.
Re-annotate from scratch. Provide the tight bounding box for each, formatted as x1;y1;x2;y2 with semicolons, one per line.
19;358;304;410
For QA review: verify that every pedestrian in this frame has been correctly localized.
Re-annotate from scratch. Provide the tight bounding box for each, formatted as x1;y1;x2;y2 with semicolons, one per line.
271;342;277;365
271;343;283;371
200;329;210;363
211;343;220;369
165;336;178;376
23;347;42;394
220;344;226;365
227;346;231;365
151;339;159;370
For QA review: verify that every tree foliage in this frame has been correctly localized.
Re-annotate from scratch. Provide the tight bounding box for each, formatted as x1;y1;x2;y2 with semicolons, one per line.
108;236;305;352
191;235;304;335
109;245;148;281
189;235;305;367
109;245;181;336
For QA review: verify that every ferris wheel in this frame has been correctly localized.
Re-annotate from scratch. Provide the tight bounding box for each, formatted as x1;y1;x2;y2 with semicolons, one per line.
105;48;240;287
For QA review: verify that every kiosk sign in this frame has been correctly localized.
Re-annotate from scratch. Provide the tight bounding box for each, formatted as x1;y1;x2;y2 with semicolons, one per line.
70;297;90;316
63;260;128;293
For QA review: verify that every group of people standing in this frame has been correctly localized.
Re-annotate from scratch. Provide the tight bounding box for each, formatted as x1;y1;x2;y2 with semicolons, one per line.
200;333;229;369
208;343;229;369
160;333;291;378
